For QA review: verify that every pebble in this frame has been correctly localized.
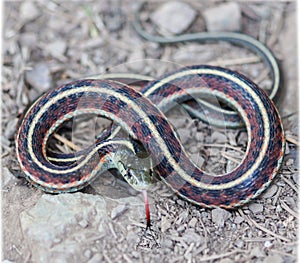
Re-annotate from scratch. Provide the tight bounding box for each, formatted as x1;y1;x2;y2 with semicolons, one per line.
264;240;273;248
161;216;172;233
2;167;16;188
78;219;89;228
190;153;205;167
211;208;231;227
25;62;52;93
211;131;227;143
262;184;278;198
20;2;40;21
203;2;242;32
151;1;197;34
233;216;244;224
263;254;284;263
47;40;67;57
84;249;92;259
188;217;198;228
250;246;266;258
103;10;125;32
127;48;145;72
177;128;190;144
111;204;128;220
249;203;264;214
4;118;18;140
19;32;38;47
292;173;298;185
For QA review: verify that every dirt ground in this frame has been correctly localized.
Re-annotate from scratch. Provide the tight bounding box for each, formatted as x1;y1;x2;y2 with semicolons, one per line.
2;1;298;263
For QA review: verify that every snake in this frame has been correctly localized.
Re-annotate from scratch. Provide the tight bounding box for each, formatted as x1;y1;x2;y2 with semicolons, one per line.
16;65;285;213
132;2;282;128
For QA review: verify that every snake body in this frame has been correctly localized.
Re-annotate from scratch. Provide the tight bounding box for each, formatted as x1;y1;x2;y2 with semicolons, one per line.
16;65;285;208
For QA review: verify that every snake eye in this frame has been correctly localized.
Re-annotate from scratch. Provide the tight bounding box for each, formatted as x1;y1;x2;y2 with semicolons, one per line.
127;169;134;178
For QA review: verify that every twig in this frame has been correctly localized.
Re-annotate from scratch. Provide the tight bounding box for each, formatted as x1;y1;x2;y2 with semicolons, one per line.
53;133;81;151
281;176;299;193
239;210;290;242
285;136;299;146
221;151;242;164
202;143;245;154
280;200;298;219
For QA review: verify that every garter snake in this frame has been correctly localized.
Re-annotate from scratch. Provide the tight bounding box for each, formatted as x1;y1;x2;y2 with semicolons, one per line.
16;65;285;209
132;2;282;128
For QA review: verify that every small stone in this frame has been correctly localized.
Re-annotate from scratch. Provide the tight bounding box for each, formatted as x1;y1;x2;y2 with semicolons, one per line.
161;216;172;233
177;128;191;144
151;1;197;34
211;131;227;143
292;173;298;185
263;254;284;263
262;184;278;198
234;239;244;248
84;249;92;259
286;158;294;166
78;219;89;228
264;240;273;248
203;2;241;32
20;2;40;21
233;216;244;224
250;246;266;258
2;167;16;188
211;208;231;227
188;217;198;228
4;118;18;140
127;49;145;72
47;40;67;57
190;153;205;168
25;62;52;93
111;204;128;220
87;253;102;263
249;203;264;214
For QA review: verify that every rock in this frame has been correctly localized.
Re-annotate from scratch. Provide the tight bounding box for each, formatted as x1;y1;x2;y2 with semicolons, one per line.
188;217;198;228
20;2;40;21
161;216;172;233
4;118;18;140
211;131;227;143
211;208;231;227
2;167;17;188
25;62;52;93
233;216;244;224
249;203;264;214
203;2;242;32
263;254;284;263
264;240;273;248
111;203;128;220
151;1;197;34
127;49;145;72
262;184;278;198
190;153;205;168
20;193;108;263
47;40;67;57
292;173;298;185
250;246;266;258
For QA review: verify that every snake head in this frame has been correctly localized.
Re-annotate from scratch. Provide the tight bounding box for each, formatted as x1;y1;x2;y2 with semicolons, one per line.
117;158;154;191
115;139;154;191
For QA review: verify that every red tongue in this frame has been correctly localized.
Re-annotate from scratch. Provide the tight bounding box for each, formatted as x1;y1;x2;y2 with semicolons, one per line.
142;189;151;228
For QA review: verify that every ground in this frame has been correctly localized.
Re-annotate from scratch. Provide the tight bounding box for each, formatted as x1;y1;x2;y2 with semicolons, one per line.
2;1;298;263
